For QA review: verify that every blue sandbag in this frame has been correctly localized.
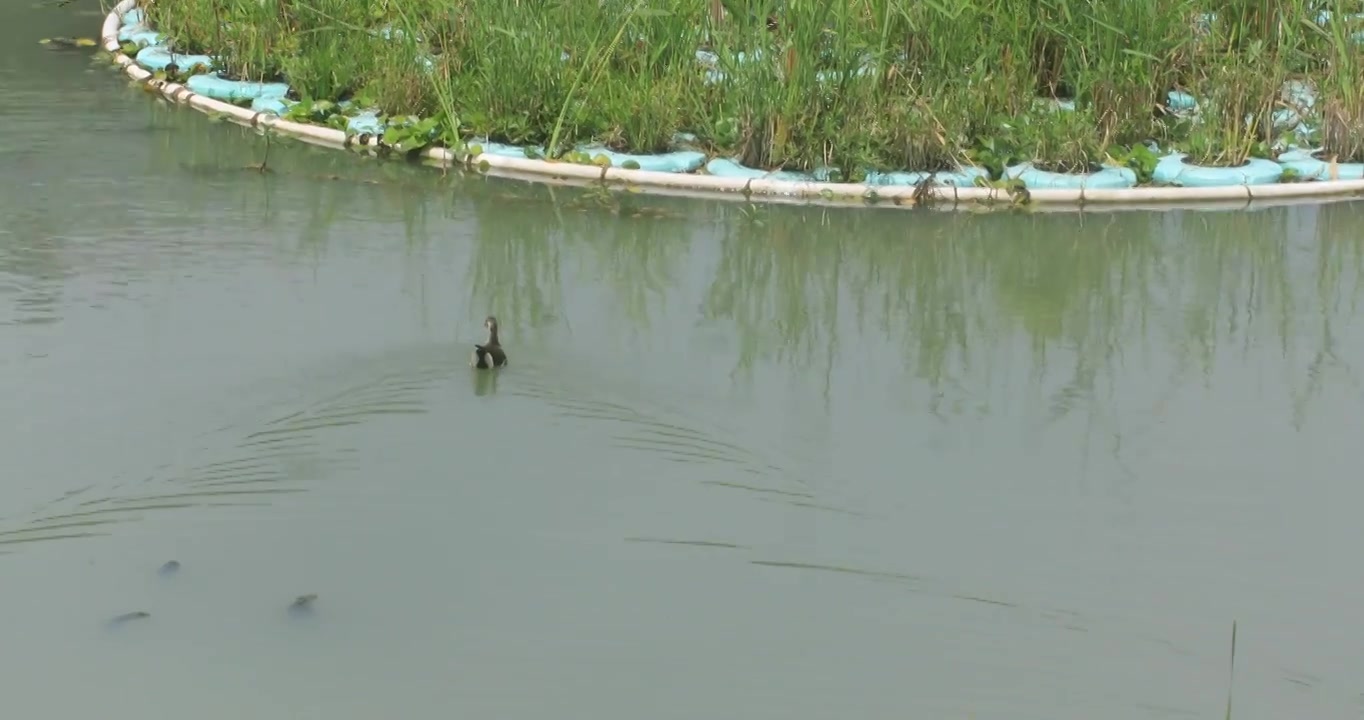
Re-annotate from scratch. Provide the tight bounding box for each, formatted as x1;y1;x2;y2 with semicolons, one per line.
136;46;214;72
117;11;161;46
250;96;293;115
864;167;987;187
702;50;870;86
125;29;164;47
1276;149;1364;181
813;56;876;84
371;26;435;74
705;158;813;182
698;48;763;64
1276;80;1318;139
814;65;874;84
463;139;541;159
1270;108;1302;129
119;23;165;47
575;146;706;173
1282;79;1317;110
122;28;164;47
697;49;765;85
1005;162;1137;190
1315;11;1364;42
808;167;846;182
1166;90;1198;112
1033;97;1075;112
708;158;979;185
1150;154;1184;184
186;73;290;102
1152;153;1283;187
347;110;385;136
373;25;422;43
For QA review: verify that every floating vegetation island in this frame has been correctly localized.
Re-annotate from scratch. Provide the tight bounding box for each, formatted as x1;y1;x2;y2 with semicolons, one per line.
108;0;1364;194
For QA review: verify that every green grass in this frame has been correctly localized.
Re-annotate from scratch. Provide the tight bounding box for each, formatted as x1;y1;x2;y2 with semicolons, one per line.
142;0;1364;178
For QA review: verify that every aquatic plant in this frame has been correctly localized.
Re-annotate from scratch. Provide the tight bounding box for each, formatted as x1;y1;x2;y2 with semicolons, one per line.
140;0;1364;176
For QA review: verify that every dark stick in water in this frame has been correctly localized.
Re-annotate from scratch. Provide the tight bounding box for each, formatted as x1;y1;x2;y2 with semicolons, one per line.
107;611;150;627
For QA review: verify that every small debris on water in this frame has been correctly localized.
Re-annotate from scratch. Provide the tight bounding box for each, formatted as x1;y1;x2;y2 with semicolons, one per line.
39;36;97;50
108;611;150;627
289;593;318;616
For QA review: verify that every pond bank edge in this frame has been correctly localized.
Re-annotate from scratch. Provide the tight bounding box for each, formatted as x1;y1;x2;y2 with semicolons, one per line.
99;0;1364;213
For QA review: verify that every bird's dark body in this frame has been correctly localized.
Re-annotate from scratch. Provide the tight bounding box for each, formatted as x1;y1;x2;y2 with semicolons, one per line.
471;316;508;369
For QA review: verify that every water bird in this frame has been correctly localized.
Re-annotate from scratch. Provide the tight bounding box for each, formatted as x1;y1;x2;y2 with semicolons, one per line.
470;315;508;369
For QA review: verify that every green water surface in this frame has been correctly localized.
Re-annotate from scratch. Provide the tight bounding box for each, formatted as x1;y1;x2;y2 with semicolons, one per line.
3;4;1364;719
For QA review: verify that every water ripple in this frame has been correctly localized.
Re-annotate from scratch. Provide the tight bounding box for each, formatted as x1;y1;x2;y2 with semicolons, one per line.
508;365;820;496
0;352;455;554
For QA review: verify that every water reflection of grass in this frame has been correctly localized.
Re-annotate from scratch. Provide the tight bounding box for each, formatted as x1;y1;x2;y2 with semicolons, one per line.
464;185;696;341
560;190;694;338
464;185;564;336
702;204;1360;429
704;204;842;385
134;108;1364;430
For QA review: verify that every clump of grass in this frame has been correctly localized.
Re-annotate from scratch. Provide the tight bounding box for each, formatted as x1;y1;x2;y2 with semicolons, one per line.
140;0;1364;179
1312;0;1364;163
1181;42;1287;166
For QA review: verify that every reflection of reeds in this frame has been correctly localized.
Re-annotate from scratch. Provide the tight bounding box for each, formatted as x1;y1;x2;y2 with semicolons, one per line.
703;204;842;381
123;108;1364;435
552;188;695;339
463;186;565;335
709;204;1360;430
